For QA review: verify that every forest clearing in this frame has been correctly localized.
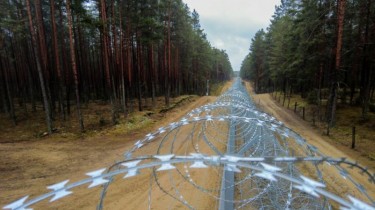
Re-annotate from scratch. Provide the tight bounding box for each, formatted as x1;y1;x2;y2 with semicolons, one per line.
1;79;374;209
1;0;375;209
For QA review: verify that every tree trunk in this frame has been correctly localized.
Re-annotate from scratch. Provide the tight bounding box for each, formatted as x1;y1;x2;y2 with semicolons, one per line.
76;17;89;106
100;0;116;124
328;0;346;127
149;44;156;109
110;0;118;104
50;0;65;120
318;63;323;120
283;77;287;106
342;69;347;104
35;0;49;75
23;41;36;112
26;0;53;134
165;1;171;107
58;3;70;115
0;58;16;125
66;0;84;132
35;0;53;119
360;0;372;119
134;37;142;112
119;6;127;117
0;59;9;114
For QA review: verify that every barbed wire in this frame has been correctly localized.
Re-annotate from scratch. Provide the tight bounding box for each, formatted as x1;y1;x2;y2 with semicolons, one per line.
3;78;375;210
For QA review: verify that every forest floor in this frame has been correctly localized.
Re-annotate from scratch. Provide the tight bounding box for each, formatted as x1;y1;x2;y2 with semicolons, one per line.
0;81;233;209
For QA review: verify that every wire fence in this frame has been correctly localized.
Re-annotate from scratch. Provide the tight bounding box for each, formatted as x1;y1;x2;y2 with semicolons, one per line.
3;78;375;210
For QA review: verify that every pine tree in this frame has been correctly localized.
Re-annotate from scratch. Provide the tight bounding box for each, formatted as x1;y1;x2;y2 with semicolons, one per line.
66;0;84;131
26;0;53;134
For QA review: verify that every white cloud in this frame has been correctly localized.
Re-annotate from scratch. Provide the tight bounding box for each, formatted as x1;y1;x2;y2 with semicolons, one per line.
183;0;280;71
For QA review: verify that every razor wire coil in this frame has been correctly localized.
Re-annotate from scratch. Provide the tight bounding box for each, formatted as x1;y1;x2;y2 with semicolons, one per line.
3;78;375;210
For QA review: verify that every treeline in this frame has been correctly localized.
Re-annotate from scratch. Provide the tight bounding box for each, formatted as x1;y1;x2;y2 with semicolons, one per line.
0;0;233;133
240;0;374;125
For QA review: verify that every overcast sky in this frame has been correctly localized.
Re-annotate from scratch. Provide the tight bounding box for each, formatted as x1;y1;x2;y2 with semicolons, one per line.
183;0;280;71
